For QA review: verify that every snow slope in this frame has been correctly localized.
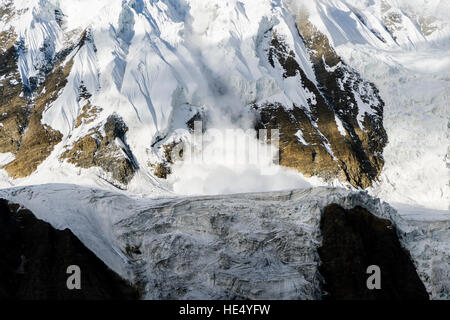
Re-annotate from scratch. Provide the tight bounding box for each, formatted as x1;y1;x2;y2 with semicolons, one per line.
0;0;446;211
0;0;448;301
287;0;450;211
0;0;338;195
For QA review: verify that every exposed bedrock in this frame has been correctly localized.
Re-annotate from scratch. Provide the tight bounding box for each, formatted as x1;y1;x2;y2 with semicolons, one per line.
319;204;429;300
255;24;387;189
61;114;138;185
0;199;139;300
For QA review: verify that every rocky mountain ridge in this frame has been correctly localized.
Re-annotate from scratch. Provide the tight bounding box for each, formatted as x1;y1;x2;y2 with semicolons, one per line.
0;0;392;190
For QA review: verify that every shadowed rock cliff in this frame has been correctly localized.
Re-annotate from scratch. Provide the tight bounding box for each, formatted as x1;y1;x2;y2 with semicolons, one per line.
319;204;429;300
0;199;139;300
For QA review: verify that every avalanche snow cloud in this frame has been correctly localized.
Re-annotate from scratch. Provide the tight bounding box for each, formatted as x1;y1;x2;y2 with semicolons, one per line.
0;0;449;300
0;0;334;195
0;0;446;203
285;0;450;211
0;0;390;190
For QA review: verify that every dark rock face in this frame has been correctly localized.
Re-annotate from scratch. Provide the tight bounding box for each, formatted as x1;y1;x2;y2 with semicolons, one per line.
1;32;96;179
3;54;66;178
318;204;429;300
0;19;137;185
0;199;139;300
96;114;138;184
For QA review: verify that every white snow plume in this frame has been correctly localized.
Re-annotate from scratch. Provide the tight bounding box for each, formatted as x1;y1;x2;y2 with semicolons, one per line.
0;0;448;209
168;125;322;195
1;0;326;195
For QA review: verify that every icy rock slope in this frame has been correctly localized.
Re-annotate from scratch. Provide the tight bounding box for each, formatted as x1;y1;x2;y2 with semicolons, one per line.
0;0;447;299
288;0;450;211
0;0;389;194
0;0;324;191
1;183;448;299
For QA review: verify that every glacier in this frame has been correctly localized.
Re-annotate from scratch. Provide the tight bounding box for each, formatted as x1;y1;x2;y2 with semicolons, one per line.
0;183;448;299
0;0;448;300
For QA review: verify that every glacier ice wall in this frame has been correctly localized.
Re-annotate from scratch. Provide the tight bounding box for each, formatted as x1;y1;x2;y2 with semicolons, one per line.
1;183;448;299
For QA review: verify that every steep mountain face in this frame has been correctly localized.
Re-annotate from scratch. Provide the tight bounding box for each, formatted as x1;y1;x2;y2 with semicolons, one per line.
0;198;139;299
0;0;390;190
319;204;428;300
0;0;448;302
285;0;449;210
258;13;387;188
0;2;28;156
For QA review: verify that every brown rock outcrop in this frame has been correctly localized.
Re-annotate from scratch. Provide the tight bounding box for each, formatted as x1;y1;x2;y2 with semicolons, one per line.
0;29;29;155
3;57;70;178
61;114;137;185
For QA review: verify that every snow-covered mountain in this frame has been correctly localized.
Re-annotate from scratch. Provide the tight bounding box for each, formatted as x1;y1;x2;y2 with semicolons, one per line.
0;0;448;212
0;0;448;300
286;0;450;210
0;0;389;193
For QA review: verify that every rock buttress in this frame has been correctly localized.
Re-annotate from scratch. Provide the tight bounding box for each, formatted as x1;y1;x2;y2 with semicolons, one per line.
318;204;429;300
256;21;387;189
0;199;139;300
60;114;137;185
